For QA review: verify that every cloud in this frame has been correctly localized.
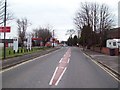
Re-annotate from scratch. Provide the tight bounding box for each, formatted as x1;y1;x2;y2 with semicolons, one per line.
6;0;119;41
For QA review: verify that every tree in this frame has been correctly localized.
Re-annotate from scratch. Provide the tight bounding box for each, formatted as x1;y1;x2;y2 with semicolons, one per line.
0;0;13;25
80;24;93;49
16;18;31;48
66;29;75;38
73;35;78;46
33;26;52;46
74;2;115;47
67;37;73;46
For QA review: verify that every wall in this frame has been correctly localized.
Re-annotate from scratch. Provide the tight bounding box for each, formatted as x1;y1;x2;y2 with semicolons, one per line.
90;47;119;56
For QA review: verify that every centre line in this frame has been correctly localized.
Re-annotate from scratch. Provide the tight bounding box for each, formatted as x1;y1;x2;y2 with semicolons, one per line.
49;48;71;86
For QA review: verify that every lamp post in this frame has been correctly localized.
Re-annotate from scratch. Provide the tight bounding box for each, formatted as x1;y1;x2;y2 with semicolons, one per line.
3;0;7;59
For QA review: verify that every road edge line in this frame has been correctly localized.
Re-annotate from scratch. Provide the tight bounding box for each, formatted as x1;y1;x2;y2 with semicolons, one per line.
82;52;120;82
0;48;61;73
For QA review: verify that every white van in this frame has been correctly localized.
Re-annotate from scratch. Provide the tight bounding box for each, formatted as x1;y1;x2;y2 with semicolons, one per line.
106;39;120;52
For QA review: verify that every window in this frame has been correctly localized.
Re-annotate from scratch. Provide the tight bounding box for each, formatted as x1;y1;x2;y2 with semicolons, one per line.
113;42;116;46
109;42;111;45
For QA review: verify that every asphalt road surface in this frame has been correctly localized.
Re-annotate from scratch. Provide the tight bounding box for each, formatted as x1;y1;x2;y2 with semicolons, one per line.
2;47;119;88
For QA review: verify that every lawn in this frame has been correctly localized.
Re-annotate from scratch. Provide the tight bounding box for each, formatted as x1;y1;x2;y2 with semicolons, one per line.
0;46;51;59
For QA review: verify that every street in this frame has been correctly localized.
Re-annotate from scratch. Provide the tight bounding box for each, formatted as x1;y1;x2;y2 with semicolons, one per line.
2;47;119;88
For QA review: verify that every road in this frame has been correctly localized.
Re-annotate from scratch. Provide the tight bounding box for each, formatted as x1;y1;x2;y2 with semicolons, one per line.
2;47;119;88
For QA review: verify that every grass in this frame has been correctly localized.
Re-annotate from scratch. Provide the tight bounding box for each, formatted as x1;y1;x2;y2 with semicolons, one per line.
0;46;51;59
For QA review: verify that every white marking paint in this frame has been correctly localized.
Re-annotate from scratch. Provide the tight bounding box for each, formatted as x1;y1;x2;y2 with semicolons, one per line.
67;58;70;64
49;67;58;85
49;48;71;86
0;49;60;74
55;67;67;86
83;53;120;82
59;58;63;63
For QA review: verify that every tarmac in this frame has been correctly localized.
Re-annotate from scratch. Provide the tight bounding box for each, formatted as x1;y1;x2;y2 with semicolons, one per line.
0;46;120;76
82;48;120;75
0;47;60;69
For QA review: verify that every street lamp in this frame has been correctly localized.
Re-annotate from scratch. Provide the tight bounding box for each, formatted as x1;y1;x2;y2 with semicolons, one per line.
3;0;7;59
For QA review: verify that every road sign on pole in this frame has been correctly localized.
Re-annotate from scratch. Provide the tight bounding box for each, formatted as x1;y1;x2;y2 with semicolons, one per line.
0;26;11;32
3;0;7;59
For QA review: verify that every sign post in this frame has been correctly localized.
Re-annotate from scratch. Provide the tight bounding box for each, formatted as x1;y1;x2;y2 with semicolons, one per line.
0;26;11;59
0;27;11;32
27;36;32;50
13;37;18;52
3;0;7;59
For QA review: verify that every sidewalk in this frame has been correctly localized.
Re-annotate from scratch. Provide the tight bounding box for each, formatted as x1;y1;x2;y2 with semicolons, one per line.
0;47;60;69
82;48;119;74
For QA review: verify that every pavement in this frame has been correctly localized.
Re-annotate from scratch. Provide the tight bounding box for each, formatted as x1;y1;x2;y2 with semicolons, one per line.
2;47;119;88
0;47;60;69
82;48;120;75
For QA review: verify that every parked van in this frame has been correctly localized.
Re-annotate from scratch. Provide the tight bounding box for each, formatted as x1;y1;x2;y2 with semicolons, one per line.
106;39;120;52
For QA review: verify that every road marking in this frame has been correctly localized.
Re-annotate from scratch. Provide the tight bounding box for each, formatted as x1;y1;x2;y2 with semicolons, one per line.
60;61;67;64
55;67;67;86
67;58;70;64
49;48;71;86
0;48;61;74
49;67;59;85
83;53;120;82
59;67;65;69
59;58;63;63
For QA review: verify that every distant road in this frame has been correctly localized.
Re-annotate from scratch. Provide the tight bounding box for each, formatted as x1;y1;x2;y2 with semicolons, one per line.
2;47;119;88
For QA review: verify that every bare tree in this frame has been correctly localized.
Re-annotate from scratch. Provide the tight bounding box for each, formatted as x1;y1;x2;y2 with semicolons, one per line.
74;2;114;32
91;3;99;32
99;4;114;32
0;0;13;25
66;29;75;38
74;2;115;47
33;26;52;46
17;18;31;47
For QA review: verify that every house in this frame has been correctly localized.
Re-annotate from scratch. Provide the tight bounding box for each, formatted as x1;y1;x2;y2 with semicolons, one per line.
107;27;120;39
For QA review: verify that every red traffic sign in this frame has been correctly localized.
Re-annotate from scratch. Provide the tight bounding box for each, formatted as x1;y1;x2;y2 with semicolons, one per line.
32;38;42;40
0;26;11;32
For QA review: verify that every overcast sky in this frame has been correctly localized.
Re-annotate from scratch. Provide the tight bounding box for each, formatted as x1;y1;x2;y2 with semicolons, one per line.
1;0;119;41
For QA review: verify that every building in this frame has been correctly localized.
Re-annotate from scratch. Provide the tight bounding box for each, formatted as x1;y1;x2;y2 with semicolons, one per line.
107;27;120;39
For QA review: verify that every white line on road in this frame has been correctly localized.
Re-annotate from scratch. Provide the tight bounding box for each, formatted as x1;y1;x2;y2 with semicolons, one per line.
59;58;63;63
49;48;71;86
55;67;67;86
49;67;58;85
83;53;120;82
67;58;70;64
0;49;61;74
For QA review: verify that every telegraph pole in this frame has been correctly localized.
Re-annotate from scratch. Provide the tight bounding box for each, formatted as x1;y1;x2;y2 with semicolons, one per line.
3;0;7;59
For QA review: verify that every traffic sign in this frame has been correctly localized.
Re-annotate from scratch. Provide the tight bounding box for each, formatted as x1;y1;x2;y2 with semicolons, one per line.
0;39;13;43
0;26;11;32
32;38;42;40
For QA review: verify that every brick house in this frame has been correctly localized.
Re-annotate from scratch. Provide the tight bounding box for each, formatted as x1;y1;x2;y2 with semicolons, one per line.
107;27;120;39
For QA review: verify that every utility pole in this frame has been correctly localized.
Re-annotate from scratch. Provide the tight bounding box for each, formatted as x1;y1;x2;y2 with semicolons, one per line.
3;0;7;59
